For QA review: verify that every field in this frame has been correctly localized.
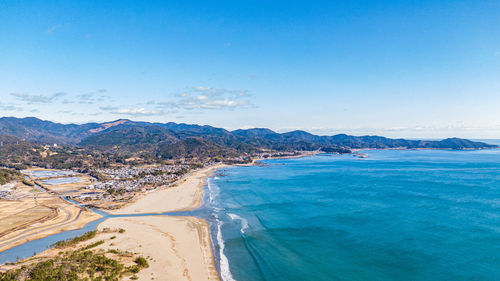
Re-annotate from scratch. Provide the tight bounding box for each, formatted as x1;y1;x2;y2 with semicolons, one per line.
0;176;102;252
0;205;56;236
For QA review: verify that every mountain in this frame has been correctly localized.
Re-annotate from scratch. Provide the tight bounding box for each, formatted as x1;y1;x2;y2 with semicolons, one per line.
80;125;178;148
0;117;497;156
232;128;278;138
0;117;101;144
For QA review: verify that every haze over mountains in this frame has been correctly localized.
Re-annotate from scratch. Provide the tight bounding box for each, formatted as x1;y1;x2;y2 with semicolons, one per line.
0;117;496;154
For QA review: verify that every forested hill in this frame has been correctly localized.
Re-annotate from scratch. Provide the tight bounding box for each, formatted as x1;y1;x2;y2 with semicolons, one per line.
0;117;497;154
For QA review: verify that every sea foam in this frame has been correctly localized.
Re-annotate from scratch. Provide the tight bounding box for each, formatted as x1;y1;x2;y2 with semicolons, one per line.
228;213;249;234
208;178;236;281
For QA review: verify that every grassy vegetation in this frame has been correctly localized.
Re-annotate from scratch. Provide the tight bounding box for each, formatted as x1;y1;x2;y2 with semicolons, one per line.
82;240;105;250
0;231;149;281
133;257;148;268
0;250;148;281
52;231;97;248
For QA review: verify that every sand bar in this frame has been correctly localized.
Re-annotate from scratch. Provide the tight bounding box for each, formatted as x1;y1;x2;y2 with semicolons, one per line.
98;216;219;281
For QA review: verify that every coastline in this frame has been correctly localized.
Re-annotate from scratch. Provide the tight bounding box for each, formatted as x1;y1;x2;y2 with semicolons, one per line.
108;164;227;215
0;152;314;279
97;216;219;281
0;164;223;280
100;164;226;281
102;152;320;280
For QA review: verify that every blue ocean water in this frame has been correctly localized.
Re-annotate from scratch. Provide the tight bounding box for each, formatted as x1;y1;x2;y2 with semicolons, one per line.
203;149;500;281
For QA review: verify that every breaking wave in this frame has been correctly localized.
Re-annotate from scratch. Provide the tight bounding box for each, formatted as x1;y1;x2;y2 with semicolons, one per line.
207;178;236;281
228;213;249;234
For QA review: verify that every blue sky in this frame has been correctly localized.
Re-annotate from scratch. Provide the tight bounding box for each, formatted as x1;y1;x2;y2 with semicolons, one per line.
1;0;499;138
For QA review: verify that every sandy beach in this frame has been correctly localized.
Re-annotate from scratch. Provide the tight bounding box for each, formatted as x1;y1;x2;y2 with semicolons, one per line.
100;164;225;280
98;216;219;281
110;164;226;214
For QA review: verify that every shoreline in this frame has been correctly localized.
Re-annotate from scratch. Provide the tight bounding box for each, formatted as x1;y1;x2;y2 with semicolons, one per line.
97;216;219;281
97;151;319;281
98;163;228;280
108;163;227;215
0;152;315;278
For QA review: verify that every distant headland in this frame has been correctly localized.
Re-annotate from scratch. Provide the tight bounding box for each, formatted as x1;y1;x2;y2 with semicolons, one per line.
0;117;496;166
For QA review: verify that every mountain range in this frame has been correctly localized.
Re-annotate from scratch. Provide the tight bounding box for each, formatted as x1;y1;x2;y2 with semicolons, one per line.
0;117;497;156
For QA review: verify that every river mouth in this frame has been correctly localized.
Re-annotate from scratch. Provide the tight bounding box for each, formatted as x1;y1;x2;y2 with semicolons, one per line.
0;186;213;265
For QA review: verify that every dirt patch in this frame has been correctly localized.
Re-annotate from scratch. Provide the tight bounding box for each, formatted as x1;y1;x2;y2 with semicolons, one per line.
0;205;56;237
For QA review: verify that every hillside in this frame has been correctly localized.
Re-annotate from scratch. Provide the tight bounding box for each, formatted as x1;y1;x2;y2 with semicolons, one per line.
0;117;497;159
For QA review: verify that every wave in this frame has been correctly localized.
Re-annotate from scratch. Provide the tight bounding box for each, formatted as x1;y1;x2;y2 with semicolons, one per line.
207;178;220;205
208;178;236;281
216;218;236;281
228;213;249;234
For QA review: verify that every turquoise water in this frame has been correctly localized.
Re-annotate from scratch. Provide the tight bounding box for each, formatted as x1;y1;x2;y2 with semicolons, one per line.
201;149;500;281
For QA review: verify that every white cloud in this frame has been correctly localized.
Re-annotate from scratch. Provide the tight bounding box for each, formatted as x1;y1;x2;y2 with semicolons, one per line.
0;102;22;111
99;106;119;111
77;90;110;104
105;107;165;117
10;92;66;104
173;86;253;110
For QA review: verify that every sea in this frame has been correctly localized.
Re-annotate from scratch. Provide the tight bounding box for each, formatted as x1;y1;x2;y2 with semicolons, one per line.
198;147;500;281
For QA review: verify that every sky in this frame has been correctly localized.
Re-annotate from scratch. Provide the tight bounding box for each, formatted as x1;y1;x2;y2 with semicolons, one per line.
1;0;499;138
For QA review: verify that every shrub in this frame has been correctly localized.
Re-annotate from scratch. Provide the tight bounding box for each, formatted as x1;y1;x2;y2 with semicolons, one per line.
52;231;97;248
134;256;149;268
82;240;104;250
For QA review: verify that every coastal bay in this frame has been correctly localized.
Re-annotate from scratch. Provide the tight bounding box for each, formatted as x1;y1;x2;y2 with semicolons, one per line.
207;149;500;281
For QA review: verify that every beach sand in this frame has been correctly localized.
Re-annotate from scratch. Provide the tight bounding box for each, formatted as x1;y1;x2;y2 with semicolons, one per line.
101;164;225;280
110;164;225;214
98;216;219;281
1;164;224;279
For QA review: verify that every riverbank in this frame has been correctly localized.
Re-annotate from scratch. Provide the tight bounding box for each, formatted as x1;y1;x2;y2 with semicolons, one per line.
0;179;102;253
0;152;311;279
0;205;101;253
